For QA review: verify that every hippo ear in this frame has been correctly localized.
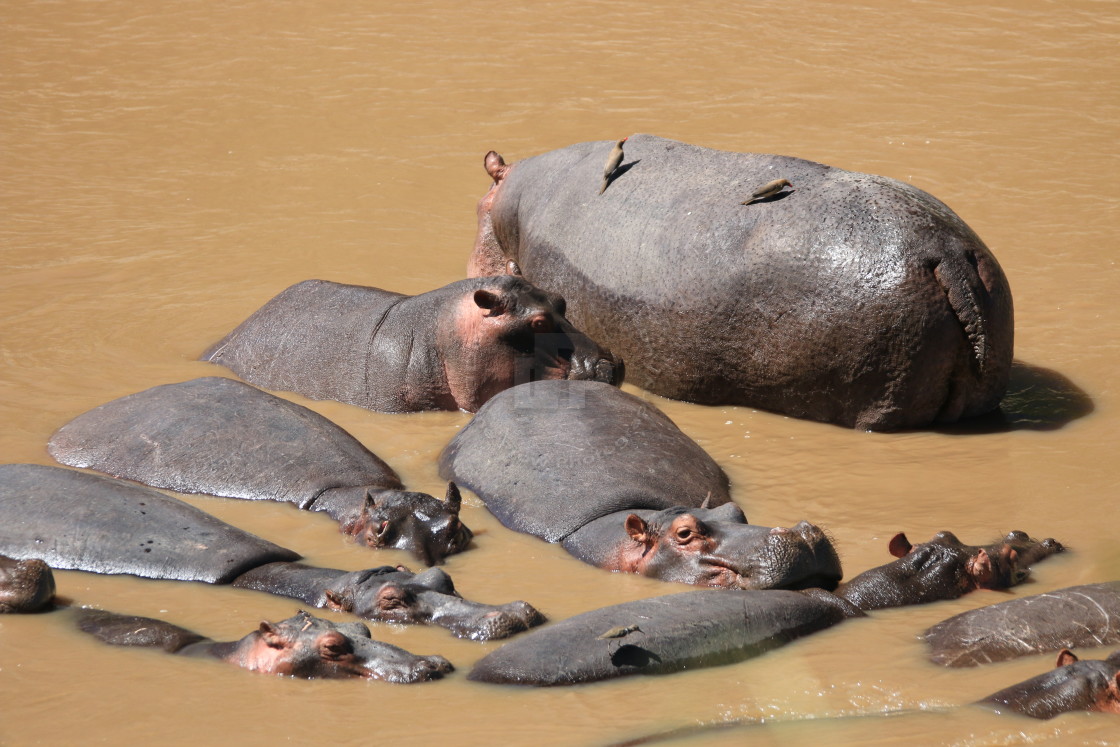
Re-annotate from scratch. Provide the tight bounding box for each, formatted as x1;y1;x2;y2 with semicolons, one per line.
444;482;462;513
969;548;994;587
1056;649;1079;668
323;589;354;614
888;533;913;558
473;289;507;316
362;489;382;514
484;150;507;182
259;621;285;649
625;514;651;545
700;491;712;510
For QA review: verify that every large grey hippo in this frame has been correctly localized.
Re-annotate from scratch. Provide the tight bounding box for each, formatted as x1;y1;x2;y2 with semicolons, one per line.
468;135;1013;430
78;608;453;683
0;464;544;641
202;276;622;414
439;380;842;590
48;376;470;565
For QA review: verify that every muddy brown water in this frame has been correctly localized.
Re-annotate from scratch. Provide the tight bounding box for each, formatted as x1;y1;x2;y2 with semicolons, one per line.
1;1;1118;744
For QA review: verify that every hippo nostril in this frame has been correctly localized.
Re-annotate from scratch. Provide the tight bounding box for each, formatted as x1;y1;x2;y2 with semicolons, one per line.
769;526;792;535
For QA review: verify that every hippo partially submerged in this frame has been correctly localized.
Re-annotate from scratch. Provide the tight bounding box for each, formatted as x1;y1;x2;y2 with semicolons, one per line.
0;553;55;613
439;380;842;590
977;649;1120;719
48;376;470;565
835;530;1063;611
0;464;543;640
77;608;453;683
469;588;862;686
469;135;1013;430
201;276;622;413
925;581;1120;667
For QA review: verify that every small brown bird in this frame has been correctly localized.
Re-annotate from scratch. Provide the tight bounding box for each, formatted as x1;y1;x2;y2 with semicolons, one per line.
597;624;641;640
741;178;793;205
599;137;628;194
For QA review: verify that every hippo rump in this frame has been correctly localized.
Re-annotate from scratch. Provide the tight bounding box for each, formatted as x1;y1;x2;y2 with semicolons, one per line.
439;380;842;590
925;581;1120;667
201;276;621;414
977;649;1120;719
0;553;55;613
48;376;471;565
469;135;1013;430
835;530;1063;611
0;464;544;641
469;588;861;685
77;608;453;683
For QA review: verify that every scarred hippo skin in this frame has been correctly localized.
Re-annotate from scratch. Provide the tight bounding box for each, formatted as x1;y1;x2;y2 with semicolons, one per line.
47;377;471;565
0;553;55;613
977;649;1120;719
439;380;842;591
0;464;544;640
201;276;622;414
468;588;863;685
469;135;1014;430
835;530;1063;611
925;582;1120;667
77;608;453;683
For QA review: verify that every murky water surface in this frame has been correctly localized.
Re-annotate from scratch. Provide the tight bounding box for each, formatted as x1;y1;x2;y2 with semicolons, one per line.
2;1;1118;744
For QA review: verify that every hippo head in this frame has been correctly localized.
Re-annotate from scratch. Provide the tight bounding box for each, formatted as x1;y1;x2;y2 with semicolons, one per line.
341;483;473;566
836;529;1064;611
321;566;547;641
978;648;1120;719
0;556;56;613
617;504;843;591
438;276;623;412
235;610;452;682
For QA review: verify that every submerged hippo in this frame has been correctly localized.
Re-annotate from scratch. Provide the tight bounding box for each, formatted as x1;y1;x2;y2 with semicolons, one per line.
469;135;1013;430
201;276;622;414
925;581;1120;667
469;588;862;686
0;464;544;641
48;376;470;565
977;649;1120;719
835;530;1063;611
77;608;453;683
0;553;55;613
439;380;842;591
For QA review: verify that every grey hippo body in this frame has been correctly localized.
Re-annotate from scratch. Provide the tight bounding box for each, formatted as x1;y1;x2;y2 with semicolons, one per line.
469;135;1013;430
925;581;1120;667
48;376;470;565
0;464;543;640
201;276;621;414
77;608;453;683
439;380;842;591
977;649;1120;719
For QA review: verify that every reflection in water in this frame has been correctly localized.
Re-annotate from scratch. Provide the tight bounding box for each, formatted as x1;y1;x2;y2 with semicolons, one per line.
936;361;1094;434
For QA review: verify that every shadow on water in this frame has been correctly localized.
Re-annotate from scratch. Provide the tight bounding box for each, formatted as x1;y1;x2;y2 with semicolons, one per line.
934;360;1093;435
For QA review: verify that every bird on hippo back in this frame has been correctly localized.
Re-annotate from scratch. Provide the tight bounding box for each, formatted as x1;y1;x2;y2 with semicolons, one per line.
469;134;1013;430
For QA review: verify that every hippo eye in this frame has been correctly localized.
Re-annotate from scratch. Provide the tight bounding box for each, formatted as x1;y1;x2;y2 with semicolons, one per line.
530;317;552;333
675;526;693;541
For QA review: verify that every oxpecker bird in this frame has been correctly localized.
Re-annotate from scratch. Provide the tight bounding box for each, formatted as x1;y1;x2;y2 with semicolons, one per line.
597;624;641;640
599;137;628;194
742;178;793;204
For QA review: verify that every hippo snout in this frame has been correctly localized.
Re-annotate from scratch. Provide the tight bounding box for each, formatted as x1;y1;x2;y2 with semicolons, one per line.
567;352;625;387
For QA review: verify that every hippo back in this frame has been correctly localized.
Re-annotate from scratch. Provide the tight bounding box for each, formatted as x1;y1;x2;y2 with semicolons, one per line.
0;464;298;583
48;377;402;508
439;380;732;543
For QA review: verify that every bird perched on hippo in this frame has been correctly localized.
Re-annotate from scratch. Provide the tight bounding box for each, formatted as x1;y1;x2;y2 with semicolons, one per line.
469;134;1013;430
201;276;622;414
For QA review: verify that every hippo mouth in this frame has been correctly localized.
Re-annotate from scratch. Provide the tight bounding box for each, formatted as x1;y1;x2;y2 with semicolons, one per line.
565;353;625;386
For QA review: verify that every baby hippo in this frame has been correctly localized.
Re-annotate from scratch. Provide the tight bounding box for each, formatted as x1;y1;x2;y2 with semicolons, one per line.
202;276;622;413
0;554;55;613
978;649;1120;719
77;608;453;683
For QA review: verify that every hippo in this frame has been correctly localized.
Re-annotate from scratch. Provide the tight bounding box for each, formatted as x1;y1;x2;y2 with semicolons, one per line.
468;588;862;686
48;376;470;565
835;530;1063;611
925;581;1120;667
77;608;453;683
0;553;55;613
977;649;1120;719
201;276;622;414
439;380;842;591
0;464;544;640
468;135;1013;430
